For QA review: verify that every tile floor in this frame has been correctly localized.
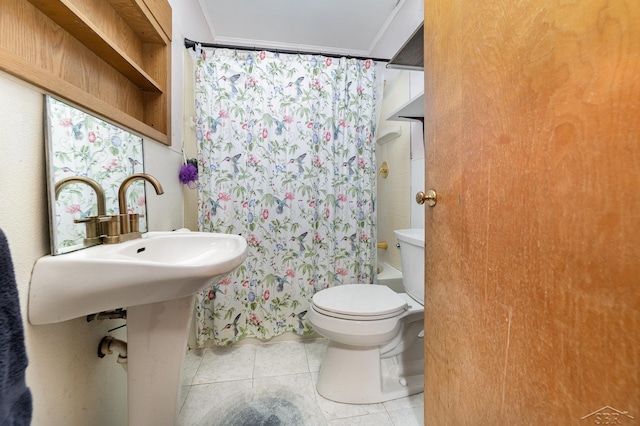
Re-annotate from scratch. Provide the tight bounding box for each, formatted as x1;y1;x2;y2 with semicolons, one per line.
179;338;424;425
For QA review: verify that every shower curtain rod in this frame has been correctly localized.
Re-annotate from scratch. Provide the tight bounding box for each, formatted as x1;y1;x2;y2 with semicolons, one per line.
184;38;389;63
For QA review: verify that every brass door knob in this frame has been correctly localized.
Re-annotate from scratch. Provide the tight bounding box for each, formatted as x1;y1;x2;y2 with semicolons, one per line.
416;190;437;207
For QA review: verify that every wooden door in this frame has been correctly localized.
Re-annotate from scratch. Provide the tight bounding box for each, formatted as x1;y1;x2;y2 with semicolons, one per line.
423;0;640;423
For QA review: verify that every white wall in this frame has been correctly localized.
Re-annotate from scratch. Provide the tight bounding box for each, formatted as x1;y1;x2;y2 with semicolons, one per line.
0;71;129;426
172;0;216;232
182;50;200;232
0;1;212;424
170;0;217;154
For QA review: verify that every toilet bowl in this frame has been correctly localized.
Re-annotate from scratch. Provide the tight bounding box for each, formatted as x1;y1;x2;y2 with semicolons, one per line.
308;229;425;404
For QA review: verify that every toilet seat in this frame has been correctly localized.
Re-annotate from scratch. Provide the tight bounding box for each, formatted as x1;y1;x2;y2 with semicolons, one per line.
311;284;409;321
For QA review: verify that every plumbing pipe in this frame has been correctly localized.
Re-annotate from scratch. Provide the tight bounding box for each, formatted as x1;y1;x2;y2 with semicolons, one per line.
98;336;128;372
87;308;127;322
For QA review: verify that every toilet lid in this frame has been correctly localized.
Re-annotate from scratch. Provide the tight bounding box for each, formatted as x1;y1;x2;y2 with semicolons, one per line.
311;284;408;320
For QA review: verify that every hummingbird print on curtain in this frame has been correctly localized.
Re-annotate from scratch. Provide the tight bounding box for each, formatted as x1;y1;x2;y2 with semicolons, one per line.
194;47;380;346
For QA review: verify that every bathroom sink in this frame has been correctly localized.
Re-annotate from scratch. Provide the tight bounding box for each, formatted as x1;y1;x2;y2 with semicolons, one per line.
28;231;247;324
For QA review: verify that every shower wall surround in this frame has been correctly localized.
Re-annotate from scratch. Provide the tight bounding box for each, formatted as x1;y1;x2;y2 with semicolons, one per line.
376;70;412;270
408;70;425;229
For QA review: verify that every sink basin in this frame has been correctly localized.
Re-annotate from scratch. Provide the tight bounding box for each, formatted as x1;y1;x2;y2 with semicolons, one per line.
29;230;247;424
28;230;247;325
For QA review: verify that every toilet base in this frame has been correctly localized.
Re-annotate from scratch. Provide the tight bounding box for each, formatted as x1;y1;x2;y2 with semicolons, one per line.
316;336;424;404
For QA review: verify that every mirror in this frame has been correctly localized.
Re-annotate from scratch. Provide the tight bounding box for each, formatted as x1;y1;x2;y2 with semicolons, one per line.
45;96;147;255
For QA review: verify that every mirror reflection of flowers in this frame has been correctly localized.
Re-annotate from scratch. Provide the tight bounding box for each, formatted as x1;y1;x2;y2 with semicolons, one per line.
179;160;198;189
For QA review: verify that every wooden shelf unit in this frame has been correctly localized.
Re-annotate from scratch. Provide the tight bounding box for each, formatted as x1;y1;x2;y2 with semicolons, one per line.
0;0;172;145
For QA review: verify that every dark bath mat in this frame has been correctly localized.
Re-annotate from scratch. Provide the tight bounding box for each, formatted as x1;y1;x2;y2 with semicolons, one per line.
198;385;327;426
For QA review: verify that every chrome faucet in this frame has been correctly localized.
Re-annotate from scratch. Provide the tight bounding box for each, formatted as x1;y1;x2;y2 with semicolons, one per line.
55;176;107;245
116;173;164;241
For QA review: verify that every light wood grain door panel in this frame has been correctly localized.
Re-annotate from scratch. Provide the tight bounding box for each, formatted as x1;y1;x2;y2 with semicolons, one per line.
423;1;640;423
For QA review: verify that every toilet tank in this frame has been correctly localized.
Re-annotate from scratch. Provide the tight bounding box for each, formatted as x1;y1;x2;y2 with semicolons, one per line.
393;229;425;304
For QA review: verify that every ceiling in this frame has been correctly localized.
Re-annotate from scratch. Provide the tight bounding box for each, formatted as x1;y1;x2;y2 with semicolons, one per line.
198;0;404;58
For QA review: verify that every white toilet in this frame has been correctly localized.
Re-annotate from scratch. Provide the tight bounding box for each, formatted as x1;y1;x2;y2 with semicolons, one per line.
308;229;425;404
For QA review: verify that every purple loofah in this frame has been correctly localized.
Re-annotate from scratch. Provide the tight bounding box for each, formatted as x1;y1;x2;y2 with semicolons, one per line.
179;163;198;187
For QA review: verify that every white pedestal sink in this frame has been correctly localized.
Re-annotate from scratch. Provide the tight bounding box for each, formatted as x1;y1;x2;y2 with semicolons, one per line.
28;231;247;425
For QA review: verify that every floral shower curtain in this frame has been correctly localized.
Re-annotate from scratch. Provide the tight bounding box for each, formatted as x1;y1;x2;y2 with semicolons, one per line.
193;47;381;346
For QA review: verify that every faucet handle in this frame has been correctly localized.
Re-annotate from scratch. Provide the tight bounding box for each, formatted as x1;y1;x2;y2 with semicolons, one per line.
129;213;140;233
101;215;121;244
74;216;102;245
74;217;93;223
119;213;131;235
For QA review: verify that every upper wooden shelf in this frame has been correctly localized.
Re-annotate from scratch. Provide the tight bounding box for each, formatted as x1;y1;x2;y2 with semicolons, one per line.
0;0;172;145
106;0;172;43
28;0;164;92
